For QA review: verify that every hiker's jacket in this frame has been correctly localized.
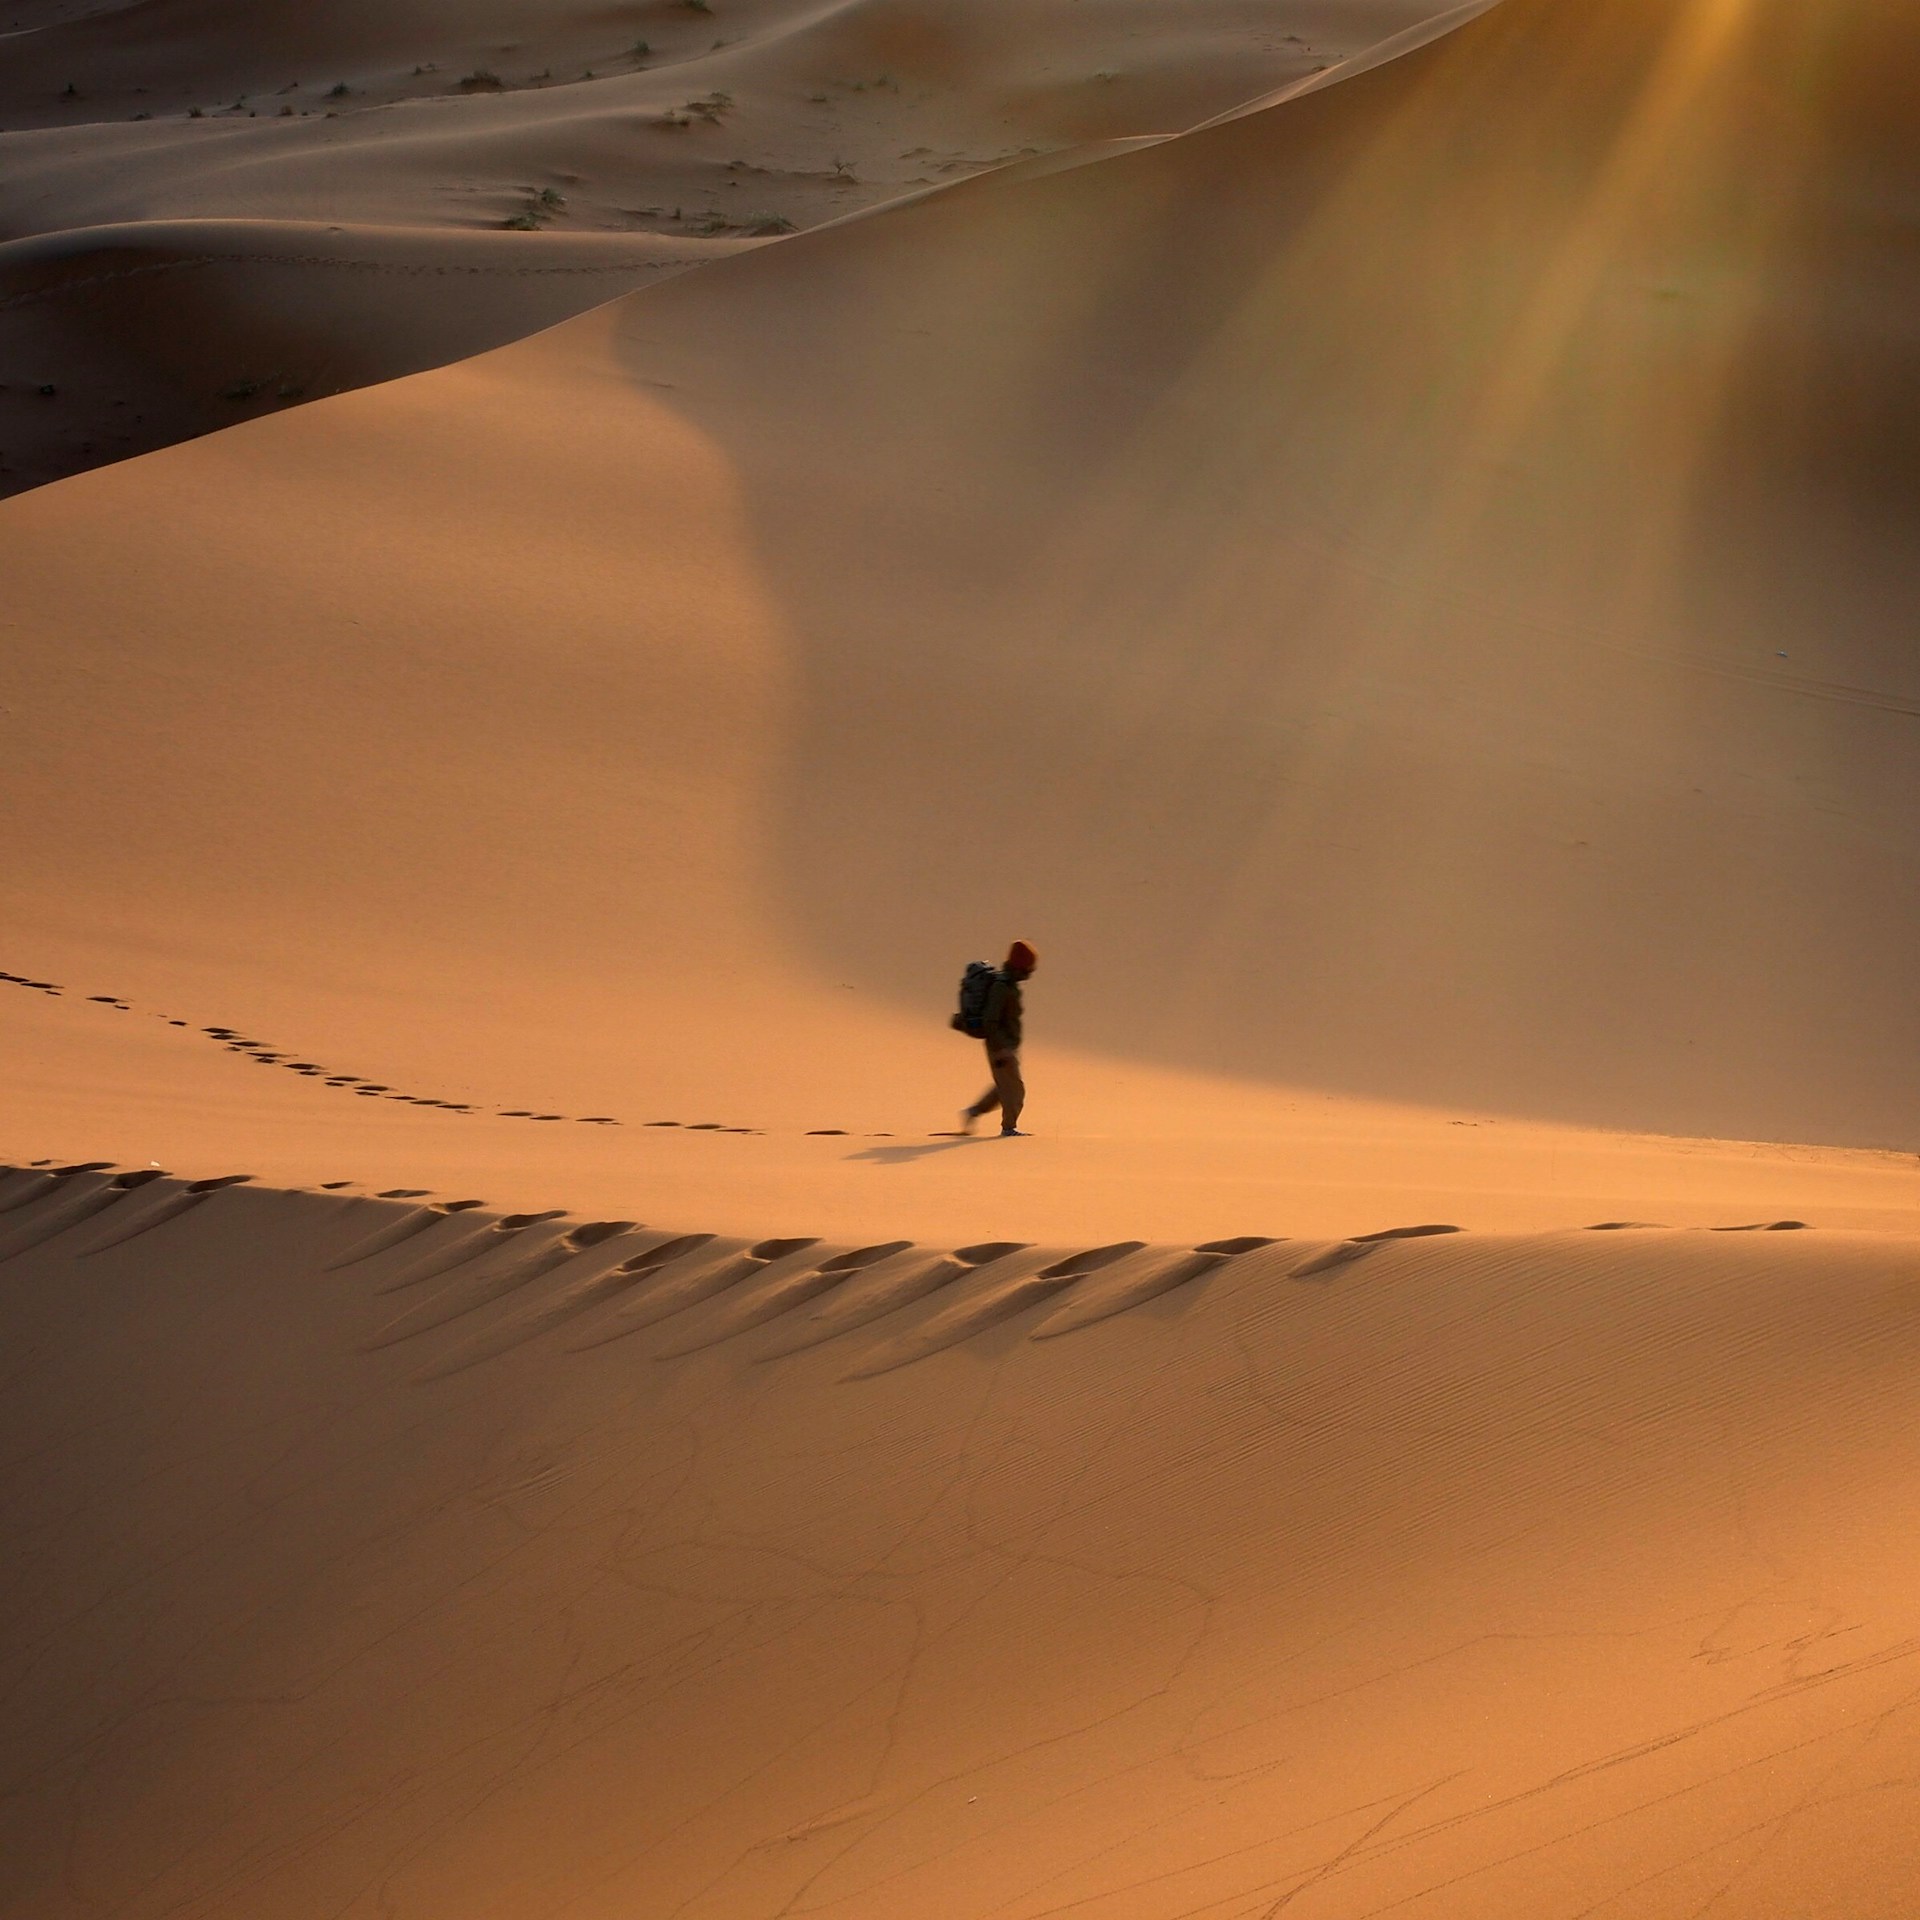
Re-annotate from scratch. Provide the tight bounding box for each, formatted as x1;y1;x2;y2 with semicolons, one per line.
981;972;1023;1051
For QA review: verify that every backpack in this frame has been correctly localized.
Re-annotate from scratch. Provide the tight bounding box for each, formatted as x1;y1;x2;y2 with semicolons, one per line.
951;960;997;1038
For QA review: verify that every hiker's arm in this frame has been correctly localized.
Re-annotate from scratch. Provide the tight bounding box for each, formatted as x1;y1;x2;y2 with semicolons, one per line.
980;979;1012;1041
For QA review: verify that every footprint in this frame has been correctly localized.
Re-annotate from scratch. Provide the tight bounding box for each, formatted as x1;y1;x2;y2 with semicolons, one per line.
78;1173;250;1255
418;1231;705;1377
756;1241;1030;1357
598;1233;715;1289
326;1203;455;1269
806;1129;848;1137
0;1166;73;1212
1289;1241;1375;1279
847;1243;1145;1378
617;1233;716;1271
1712;1220;1808;1231
0;1169;65;1216
17;978;674;1166
657;1241;915;1357
0;1167;169;1264
1587;1221;1666;1230
376;1208;565;1292
366;1221;635;1347
575;1237;817;1344
1289;1224;1461;1280
1032;1236;1280;1341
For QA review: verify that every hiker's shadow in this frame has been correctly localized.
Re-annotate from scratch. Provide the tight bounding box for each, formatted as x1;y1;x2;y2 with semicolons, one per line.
846;1136;990;1166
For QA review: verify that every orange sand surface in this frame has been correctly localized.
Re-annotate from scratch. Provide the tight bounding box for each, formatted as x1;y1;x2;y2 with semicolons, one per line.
4;0;1918;1910
6;1174;1920;1918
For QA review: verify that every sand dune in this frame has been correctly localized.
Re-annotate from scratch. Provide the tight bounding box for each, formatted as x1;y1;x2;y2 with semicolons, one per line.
0;217;744;494
6;0;1918;1164
6;1169;1920;1917
5;0;1918;1909
2;0;1444;493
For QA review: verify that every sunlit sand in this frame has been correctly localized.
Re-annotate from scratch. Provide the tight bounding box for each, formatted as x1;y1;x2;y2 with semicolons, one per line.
5;0;1918;1912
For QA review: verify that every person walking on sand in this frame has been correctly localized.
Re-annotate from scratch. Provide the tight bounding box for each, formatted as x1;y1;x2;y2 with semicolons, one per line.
955;940;1036;1137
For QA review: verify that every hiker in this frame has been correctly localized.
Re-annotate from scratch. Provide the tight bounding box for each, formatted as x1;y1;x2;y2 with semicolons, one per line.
955;941;1036;1137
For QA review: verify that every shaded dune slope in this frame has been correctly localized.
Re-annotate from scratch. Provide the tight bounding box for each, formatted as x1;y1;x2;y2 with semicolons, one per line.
4;1166;1919;1916
592;0;1920;1141
0;219;742;495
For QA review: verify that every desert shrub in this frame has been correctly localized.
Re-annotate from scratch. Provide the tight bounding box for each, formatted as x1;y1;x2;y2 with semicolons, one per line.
502;186;566;229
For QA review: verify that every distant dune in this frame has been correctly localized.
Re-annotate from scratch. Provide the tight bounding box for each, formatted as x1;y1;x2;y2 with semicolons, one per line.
3;0;1917;1911
0;0;1445;494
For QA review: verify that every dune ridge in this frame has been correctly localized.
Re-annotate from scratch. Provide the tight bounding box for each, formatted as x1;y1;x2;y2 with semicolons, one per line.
0;1158;1476;1388
0;1153;1850;1346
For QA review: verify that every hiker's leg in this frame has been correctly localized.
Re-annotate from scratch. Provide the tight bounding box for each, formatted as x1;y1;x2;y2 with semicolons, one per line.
992;1051;1024;1130
965;1046;1003;1120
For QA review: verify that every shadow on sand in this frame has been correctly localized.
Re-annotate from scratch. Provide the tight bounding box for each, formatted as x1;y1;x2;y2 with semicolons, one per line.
611;0;1920;1148
847;1136;997;1166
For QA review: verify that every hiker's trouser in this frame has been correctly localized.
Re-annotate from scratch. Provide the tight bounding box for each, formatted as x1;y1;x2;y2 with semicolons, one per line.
968;1048;1024;1130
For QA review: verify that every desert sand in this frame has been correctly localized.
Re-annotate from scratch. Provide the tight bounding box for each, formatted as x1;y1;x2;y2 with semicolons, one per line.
5;0;1920;1912
2;0;1435;495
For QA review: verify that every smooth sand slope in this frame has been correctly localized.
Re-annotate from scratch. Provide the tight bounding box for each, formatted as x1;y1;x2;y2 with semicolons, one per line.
5;0;1918;1198
4;1170;1920;1918
1;0;1442;493
4;0;1920;1910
